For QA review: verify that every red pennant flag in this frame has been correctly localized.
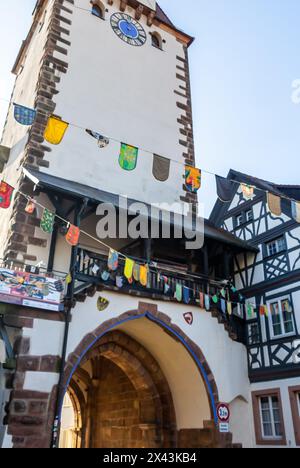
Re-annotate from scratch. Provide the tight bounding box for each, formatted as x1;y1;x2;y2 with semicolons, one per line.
259;306;265;317
65;224;80;246
0;181;14;209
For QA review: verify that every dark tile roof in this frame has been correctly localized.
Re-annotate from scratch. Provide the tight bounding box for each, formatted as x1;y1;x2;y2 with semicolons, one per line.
228;169;300;201
156;4;174;28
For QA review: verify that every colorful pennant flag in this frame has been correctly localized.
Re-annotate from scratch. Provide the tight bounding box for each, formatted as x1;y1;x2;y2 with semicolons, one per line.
259;305;268;317
65;224;80;246
199;292;205;309
216;176;232;203
139;265;149;287
212;295;219;304
241;184;254;201
116;276;124;288
13;104;36;126
101;270;110;281
86;129;109;148
25;199;36;214
0;181;14;209
227;302;232;315
40;209;55;233
267;192;282;217
108;249;119;271
220;299;226;314
291;201;300;223
119;143;138;171
124;258;135;281
175;284;183;302
183;286;190;304
65;273;72;285
44;116;69;145
185;166;201;193
205;294;211;311
152;154;171;182
247;303;256;319
133;263;140;282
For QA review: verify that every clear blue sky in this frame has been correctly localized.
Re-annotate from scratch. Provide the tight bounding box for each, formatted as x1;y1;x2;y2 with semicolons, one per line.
1;0;300;215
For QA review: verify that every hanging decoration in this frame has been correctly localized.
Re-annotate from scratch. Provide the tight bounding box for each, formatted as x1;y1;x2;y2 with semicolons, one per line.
0;181;14;209
108;249;119;271
183;312;194;326
133;263;140;282
152;154;170;182
92;263;100;275
65;273;72;285
101;270;110;281
241;184;254;201
227;302;232;315
97;296;110;311
25;199;36;214
139;264;149;287
44;116;69;145
205;295;211;311
13;104;36;126
116;276;124;288
199;292;205;309
216;176;232;203
124;258;135;281
183;286;190;305
267;192;282;217
220;299;226;314
291;201;300;223
175;283;183;302
86;129;110;148
185;166;201;193
212;295;219;304
119;143;138;171
40;209;55;234
65;224;80;247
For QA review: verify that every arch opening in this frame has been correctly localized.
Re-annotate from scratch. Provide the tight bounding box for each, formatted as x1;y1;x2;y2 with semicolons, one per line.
60;312;220;448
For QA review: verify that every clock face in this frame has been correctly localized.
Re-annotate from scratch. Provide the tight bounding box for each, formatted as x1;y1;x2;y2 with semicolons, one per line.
110;13;147;47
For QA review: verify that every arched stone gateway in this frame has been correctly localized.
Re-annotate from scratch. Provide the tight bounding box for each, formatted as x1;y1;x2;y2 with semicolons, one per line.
59;304;235;448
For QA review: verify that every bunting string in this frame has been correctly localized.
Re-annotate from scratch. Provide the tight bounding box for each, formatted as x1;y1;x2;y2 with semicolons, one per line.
0;181;274;316
0;99;299;210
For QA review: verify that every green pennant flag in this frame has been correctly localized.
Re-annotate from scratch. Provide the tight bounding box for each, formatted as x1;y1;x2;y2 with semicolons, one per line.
212;295;219;304
119;143;138;171
40;209;55;233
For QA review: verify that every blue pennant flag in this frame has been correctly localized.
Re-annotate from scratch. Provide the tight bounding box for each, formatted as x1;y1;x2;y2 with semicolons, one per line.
13;103;36;126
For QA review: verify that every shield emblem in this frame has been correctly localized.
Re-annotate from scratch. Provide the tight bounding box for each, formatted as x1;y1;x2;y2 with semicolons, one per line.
183;312;194;325
97;296;109;312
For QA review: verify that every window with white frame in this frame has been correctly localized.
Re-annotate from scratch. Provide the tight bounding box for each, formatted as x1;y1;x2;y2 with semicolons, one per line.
266;236;286;257
268;297;295;338
259;395;284;439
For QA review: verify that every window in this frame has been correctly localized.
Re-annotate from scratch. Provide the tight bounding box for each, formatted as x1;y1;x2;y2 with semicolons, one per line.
266;236;286;257
236;213;244;227
246;209;254;222
289;386;300;446
92;4;104;19
268;297;295;338
248;323;260;345
252;389;286;446
260;396;283;439
151;33;162;50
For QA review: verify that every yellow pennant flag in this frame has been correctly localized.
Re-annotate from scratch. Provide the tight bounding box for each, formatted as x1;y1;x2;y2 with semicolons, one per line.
44;116;69;145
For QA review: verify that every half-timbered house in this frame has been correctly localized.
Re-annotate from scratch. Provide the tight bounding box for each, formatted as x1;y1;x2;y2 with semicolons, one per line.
211;169;300;447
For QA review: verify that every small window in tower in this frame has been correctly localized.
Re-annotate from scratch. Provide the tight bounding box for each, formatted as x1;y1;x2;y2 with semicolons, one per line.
151;33;163;50
92;4;104;19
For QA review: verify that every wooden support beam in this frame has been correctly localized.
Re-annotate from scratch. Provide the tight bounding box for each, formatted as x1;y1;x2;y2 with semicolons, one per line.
120;0;128;12
135;4;143;20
